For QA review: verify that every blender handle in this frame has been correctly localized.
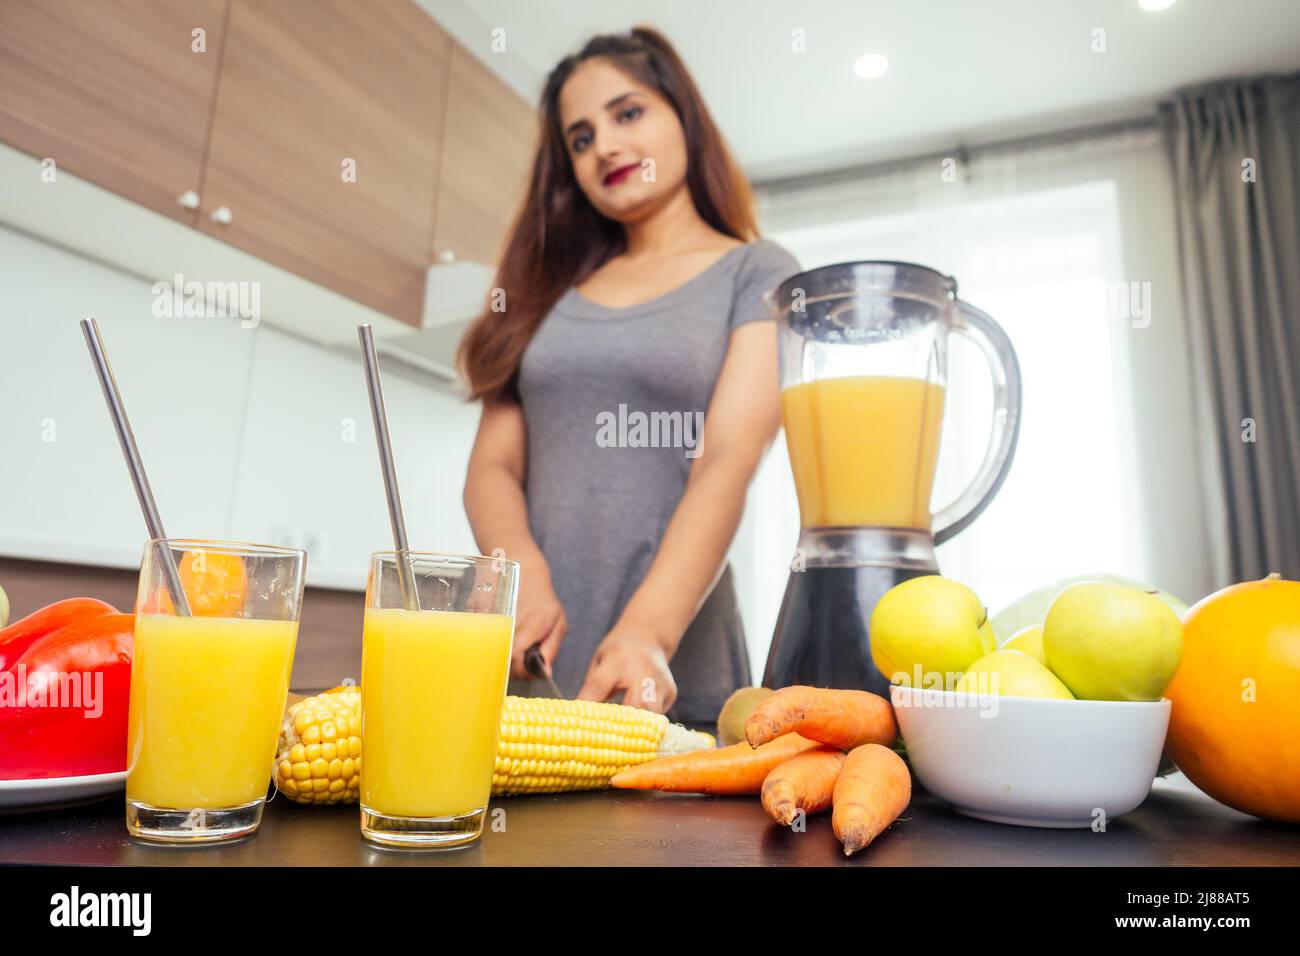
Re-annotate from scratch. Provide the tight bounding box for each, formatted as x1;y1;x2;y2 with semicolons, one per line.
932;300;1023;546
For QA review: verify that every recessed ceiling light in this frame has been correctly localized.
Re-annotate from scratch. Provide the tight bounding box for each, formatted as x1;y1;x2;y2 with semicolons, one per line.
854;53;889;79
1138;0;1177;11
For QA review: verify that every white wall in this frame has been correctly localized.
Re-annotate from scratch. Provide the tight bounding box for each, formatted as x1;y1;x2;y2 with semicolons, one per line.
0;226;480;590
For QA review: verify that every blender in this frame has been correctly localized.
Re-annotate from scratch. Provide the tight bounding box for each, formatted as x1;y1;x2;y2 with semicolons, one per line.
762;261;1023;697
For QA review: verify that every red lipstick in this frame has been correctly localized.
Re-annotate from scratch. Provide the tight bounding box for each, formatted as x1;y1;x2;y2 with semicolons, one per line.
603;162;640;186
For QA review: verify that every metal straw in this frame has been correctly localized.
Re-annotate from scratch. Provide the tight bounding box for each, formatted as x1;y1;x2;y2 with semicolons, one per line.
81;318;191;616
357;325;419;611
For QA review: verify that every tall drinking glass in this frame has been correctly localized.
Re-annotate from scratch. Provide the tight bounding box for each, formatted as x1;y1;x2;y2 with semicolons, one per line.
360;551;518;848
126;539;305;843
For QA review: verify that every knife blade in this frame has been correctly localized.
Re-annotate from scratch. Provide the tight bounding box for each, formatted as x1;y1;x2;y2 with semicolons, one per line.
523;645;565;699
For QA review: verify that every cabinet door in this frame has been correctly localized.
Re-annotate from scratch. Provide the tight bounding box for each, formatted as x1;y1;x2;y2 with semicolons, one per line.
432;43;538;268
0;0;227;224
198;0;450;326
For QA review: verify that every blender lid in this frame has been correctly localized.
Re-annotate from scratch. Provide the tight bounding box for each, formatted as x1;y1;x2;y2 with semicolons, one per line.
768;260;957;313
767;260;958;341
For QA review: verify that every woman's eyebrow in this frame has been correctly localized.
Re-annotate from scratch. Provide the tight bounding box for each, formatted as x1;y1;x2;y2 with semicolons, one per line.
564;91;640;137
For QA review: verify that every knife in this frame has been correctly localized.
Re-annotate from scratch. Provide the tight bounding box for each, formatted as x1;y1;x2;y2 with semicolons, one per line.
523;645;565;699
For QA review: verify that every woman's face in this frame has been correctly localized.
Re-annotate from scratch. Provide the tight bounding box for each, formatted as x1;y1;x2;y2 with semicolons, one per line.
558;57;689;224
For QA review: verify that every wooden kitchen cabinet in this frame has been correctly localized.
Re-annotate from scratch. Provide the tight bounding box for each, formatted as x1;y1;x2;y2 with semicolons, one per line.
197;0;451;326
433;43;539;268
0;0;228;224
0;0;536;330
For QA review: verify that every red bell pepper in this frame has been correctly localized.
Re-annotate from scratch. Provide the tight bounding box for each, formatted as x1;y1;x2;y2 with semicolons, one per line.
0;597;116;672
0;600;133;780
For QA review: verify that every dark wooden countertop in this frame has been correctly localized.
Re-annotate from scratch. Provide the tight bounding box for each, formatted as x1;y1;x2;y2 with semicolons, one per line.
2;773;1297;867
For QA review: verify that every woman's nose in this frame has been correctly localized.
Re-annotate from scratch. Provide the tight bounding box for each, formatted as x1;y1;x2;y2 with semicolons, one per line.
592;127;628;163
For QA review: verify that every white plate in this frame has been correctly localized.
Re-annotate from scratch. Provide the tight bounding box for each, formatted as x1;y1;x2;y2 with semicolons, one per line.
0;771;126;813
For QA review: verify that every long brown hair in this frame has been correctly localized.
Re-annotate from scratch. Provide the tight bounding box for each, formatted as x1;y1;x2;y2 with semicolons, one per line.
456;26;759;403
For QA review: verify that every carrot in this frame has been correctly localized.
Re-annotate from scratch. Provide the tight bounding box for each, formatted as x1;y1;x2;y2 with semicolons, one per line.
610;733;820;795
745;685;898;750
760;747;846;826
832;743;911;856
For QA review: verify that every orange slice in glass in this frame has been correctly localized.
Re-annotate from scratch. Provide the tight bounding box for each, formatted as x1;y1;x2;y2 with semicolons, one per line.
178;549;248;617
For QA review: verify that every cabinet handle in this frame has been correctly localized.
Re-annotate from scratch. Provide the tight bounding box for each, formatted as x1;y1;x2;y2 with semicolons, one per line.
176;190;200;210
210;206;233;225
437;249;456;264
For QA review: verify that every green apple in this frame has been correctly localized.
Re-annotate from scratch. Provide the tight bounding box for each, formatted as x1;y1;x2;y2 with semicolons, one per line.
991;573;1189;643
870;575;993;690
1042;582;1184;701
955;649;1075;699
1001;624;1045;664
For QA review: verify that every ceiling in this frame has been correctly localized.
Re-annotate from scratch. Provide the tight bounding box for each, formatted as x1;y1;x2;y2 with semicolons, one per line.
417;0;1300;181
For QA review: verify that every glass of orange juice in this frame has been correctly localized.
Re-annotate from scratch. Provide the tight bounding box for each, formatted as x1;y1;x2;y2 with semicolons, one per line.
359;551;518;848
126;539;305;843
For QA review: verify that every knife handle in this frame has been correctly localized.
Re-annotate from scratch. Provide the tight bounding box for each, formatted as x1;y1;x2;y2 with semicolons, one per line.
523;644;550;678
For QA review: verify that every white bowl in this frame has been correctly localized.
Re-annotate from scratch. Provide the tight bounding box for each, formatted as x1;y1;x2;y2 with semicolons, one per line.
890;685;1170;828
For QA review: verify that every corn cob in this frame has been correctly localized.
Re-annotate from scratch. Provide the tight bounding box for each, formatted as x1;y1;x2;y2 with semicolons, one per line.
494;695;712;794
273;687;714;804
275;687;363;805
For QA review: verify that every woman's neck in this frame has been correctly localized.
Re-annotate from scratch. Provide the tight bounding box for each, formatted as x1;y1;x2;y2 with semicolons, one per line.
621;184;722;258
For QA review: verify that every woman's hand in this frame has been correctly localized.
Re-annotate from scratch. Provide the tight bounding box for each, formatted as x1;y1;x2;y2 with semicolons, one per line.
509;558;567;681
576;622;678;713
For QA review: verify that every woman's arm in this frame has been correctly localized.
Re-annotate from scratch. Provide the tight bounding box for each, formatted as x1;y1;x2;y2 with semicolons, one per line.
575;320;782;710
463;399;568;679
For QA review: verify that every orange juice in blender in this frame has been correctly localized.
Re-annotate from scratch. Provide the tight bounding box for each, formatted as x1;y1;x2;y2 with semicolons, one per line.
763;262;1021;695
781;375;946;530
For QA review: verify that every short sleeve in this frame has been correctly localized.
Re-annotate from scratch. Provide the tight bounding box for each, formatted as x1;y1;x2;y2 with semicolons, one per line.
728;239;802;333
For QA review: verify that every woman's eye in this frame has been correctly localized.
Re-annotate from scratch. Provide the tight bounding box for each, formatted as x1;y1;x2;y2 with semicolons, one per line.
571;131;592;153
618;105;643;123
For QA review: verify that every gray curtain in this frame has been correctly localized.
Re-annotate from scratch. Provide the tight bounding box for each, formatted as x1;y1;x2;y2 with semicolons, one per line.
1158;73;1300;583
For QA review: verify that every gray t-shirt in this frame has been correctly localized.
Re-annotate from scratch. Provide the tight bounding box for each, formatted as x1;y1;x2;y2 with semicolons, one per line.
511;238;802;723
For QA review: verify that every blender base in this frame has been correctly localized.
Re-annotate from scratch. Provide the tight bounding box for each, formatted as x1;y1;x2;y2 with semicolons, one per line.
762;564;934;696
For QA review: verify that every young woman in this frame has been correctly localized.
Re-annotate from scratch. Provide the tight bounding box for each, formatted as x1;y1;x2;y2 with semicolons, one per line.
457;26;800;724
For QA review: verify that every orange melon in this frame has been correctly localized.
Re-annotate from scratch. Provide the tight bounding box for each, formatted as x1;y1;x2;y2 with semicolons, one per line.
1165;573;1300;822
